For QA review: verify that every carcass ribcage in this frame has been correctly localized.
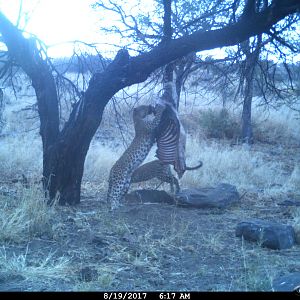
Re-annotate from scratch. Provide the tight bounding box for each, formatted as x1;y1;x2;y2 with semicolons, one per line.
155;104;186;177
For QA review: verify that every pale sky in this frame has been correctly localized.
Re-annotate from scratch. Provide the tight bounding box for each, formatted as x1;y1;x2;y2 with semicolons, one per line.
0;1;298;62
0;0;227;59
0;0;104;57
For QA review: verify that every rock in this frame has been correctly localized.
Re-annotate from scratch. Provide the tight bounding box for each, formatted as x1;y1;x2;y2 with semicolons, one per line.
126;184;240;209
175;183;240;208
125;189;175;205
272;273;300;292
236;219;295;250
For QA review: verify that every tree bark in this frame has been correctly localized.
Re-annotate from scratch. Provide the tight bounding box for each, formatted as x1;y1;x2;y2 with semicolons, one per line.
45;51;133;204
241;63;254;144
241;33;262;144
240;1;267;144
0;0;299;204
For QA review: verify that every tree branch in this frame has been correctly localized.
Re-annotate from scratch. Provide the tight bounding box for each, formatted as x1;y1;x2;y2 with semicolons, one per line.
104;0;300;89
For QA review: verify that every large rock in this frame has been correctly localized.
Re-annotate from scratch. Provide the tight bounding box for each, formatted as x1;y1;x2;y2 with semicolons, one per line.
236;219;295;250
272;273;300;292
175;183;240;208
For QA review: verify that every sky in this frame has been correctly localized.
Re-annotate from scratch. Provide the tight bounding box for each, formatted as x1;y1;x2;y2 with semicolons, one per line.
0;0;104;57
0;0;227;59
0;0;298;62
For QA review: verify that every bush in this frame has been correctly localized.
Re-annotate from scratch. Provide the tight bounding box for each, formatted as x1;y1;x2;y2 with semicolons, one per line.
199;108;240;139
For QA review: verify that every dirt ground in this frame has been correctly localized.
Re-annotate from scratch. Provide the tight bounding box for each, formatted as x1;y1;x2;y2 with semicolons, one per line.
0;142;299;292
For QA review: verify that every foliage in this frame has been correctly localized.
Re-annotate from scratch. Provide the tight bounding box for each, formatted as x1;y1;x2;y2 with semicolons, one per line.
199;108;240;139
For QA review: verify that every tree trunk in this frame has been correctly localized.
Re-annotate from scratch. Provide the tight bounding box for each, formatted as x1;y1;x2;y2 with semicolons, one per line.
44;106;97;205
45;57;131;204
241;72;254;144
241;34;262;144
46;141;88;205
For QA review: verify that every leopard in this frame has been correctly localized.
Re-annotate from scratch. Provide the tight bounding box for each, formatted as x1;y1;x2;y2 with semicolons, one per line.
107;104;166;210
131;159;203;194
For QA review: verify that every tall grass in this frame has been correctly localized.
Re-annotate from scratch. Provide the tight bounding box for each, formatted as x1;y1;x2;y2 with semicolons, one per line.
0;185;55;243
253;106;300;144
0;246;70;281
182;139;295;196
83;142;123;189
0;134;42;180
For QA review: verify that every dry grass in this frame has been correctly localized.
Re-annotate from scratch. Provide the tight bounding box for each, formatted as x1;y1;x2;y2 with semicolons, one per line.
287;165;300;191
181;139;293;197
233;238;277;291
0;134;42;180
0;184;55;243
0;246;71;281
83;122;298;199
253;104;300;144
83;143;122;188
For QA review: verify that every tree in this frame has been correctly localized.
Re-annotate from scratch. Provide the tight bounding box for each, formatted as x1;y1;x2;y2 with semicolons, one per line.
0;0;299;205
240;34;262;143
236;0;300;144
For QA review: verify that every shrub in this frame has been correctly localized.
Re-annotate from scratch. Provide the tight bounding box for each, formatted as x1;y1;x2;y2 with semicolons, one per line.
199;108;240;139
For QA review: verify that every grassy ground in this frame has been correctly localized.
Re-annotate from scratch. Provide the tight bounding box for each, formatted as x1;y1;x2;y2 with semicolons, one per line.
0;83;299;291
